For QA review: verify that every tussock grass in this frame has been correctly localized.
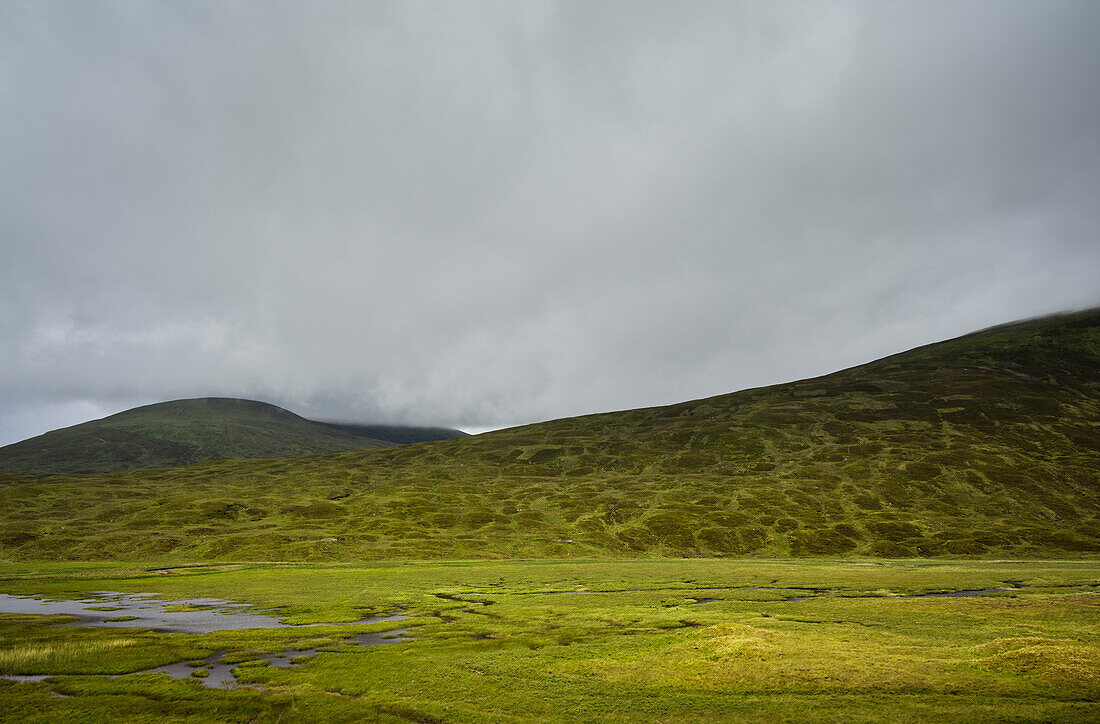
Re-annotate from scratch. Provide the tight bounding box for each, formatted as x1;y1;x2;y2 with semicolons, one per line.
0;638;138;670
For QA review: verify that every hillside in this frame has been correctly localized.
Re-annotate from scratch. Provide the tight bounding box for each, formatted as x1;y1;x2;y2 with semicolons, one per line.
0;398;467;475
0;309;1097;560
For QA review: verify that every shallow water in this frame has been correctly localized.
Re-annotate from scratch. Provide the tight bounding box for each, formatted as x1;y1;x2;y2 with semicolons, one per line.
1;629;413;689
0;592;405;633
138;631;411;689
0;589;412;689
903;588;1014;598
140;652;239;689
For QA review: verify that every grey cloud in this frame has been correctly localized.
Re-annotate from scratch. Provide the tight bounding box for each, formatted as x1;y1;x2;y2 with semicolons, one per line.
2;0;1098;444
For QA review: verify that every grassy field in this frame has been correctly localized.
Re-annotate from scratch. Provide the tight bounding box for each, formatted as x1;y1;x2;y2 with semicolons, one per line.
0;559;1098;722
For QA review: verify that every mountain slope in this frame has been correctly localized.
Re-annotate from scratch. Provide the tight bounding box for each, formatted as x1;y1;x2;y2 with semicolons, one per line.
318;422;471;446
1;309;1097;560
0;398;466;475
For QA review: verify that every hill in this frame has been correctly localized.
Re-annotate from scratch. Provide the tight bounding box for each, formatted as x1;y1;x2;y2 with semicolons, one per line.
0;398;467;475
0;309;1097;560
318;422;471;445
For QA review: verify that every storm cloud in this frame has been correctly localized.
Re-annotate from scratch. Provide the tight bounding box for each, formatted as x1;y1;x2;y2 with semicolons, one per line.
2;0;1099;444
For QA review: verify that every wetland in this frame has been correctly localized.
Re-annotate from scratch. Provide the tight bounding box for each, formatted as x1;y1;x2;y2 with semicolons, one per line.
0;558;1097;721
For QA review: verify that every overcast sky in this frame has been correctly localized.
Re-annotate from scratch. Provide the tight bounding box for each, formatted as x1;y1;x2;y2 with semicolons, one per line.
1;0;1098;445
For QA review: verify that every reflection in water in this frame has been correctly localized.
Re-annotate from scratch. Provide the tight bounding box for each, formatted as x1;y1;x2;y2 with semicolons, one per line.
0;591;405;633
135;629;412;689
0;591;412;689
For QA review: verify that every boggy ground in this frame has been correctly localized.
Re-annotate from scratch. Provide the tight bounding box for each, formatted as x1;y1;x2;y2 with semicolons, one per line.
0;558;1097;722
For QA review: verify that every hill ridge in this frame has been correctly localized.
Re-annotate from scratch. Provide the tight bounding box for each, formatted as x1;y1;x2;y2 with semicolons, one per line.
0;397;467;476
0;308;1096;560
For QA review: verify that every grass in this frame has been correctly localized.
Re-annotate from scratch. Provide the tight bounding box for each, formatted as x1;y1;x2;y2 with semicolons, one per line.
0;634;139;671
0;559;1097;721
1;310;1097;718
0;309;1097;561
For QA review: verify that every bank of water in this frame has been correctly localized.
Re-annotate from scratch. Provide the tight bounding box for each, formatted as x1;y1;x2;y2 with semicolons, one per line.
130;628;412;689
0;591;411;689
0;591;405;633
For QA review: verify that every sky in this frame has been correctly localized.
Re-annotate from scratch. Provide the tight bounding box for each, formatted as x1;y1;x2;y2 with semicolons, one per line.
1;0;1099;445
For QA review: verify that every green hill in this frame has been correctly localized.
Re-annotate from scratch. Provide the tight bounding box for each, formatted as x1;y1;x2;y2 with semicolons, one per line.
0;397;467;475
1;309;1097;561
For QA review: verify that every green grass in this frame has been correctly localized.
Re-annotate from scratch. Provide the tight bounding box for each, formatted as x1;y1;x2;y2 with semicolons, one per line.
1;309;1097;561
0;559;1097;721
0;397;466;476
1;311;1096;719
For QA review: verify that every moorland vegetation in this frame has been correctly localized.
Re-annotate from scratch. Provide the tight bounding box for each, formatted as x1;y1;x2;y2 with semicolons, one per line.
0;309;1097;561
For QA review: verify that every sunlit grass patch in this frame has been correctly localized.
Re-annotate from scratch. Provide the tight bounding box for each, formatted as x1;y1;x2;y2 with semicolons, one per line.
971;636;1100;692
0;638;138;670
